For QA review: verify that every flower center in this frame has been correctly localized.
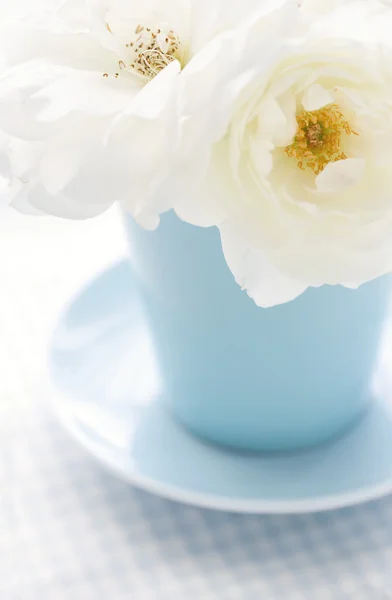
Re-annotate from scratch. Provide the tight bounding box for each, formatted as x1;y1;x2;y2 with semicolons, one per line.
126;24;182;80
103;23;183;81
285;104;358;175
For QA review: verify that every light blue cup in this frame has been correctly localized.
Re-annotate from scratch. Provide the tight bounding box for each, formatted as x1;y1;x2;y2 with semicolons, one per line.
124;211;392;452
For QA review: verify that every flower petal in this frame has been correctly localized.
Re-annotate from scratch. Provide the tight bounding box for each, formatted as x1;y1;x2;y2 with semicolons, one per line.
174;138;239;227
40;115;109;194
302;83;334;111
220;222;308;307
87;0;123;56
14;182;112;218
77;60;183;226
316;158;366;195
123;59;181;120
0;61;56;139
33;69;139;121
191;0;296;51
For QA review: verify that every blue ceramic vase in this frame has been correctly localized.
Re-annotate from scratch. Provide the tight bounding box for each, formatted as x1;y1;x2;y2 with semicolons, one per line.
124;211;392;452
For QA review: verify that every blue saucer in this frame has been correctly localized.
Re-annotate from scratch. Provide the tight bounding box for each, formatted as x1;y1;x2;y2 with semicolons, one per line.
50;260;392;513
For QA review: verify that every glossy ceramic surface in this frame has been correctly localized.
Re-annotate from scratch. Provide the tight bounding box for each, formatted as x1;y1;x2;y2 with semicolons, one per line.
50;261;392;513
125;212;392;451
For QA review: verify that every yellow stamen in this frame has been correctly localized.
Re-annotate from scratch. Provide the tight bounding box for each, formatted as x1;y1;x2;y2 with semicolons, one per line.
129;25;182;80
285;104;358;175
103;23;183;82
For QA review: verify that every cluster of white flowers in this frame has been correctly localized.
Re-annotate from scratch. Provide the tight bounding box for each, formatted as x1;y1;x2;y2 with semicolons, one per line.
1;0;392;306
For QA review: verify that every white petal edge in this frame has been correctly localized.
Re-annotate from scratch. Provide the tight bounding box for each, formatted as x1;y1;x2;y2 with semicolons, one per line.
302;83;334;111
316;158;366;195
220;223;308;308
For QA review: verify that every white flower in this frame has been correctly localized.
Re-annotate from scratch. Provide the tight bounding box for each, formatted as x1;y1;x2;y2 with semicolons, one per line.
0;0;269;221
0;0;192;217
0;0;190;218
82;0;279;228
158;0;392;307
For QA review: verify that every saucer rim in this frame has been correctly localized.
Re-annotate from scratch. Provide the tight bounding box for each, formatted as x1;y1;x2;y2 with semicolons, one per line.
53;395;392;514
50;260;392;515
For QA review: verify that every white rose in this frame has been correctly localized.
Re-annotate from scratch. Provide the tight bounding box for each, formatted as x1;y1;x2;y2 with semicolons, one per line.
0;0;268;221
87;0;285;228
0;0;191;218
163;0;392;307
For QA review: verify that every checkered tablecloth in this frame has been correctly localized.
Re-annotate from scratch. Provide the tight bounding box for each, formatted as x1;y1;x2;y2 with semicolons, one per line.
2;209;392;599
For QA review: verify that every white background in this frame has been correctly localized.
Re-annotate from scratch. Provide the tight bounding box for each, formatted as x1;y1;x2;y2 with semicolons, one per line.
0;207;126;432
